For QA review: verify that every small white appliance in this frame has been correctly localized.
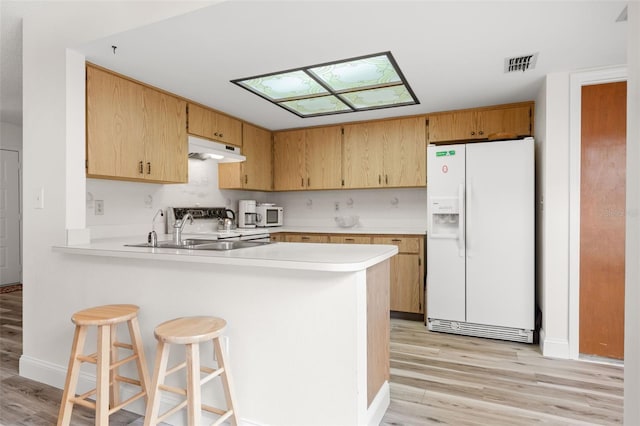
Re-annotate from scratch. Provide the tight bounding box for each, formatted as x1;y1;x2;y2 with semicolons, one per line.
238;200;257;228
256;204;283;227
426;138;534;343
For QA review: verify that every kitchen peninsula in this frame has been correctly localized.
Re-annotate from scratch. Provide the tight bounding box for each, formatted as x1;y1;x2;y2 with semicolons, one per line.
48;237;397;426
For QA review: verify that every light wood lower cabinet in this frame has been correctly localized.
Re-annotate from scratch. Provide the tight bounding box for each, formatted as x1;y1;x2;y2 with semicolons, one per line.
273;232;425;314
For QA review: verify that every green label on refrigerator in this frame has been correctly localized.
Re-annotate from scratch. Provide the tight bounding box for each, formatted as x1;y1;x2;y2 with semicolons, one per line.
436;150;456;157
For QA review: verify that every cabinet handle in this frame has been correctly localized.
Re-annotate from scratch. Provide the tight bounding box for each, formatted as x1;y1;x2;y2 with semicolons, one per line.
301;178;304;187
139;161;143;174
301;236;310;240
385;175;388;185
307;178;310;187
245;175;248;184
147;162;151;175
471;131;476;136
392;239;402;242
345;238;354;242
479;130;484;136
378;175;382;184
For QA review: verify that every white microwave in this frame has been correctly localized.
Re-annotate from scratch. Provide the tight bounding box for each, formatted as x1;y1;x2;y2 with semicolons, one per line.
256;205;283;227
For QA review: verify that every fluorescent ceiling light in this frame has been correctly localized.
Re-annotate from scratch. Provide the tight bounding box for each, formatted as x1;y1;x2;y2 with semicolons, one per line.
231;52;419;118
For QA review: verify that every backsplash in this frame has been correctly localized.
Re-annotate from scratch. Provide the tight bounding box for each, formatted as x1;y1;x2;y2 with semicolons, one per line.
86;160;428;238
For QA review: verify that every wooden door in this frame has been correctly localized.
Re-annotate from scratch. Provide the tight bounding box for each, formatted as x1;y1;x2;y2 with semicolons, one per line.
305;126;342;190
86;66;145;179
273;130;305;190
187;103;215;140
143;87;187;183
382;117;426;187
342;122;384;188
579;81;626;359
214;111;242;147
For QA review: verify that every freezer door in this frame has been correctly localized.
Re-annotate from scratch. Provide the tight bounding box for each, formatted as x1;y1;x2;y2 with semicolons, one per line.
427;144;466;322
465;139;534;330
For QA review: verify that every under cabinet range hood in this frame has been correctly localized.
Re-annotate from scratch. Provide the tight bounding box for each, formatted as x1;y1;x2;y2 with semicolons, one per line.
188;135;246;162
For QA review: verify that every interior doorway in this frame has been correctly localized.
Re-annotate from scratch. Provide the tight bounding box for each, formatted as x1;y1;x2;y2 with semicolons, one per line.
0;149;21;286
579;81;627;360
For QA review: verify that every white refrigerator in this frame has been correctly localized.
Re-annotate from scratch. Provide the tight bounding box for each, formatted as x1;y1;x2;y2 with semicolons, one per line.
426;138;534;343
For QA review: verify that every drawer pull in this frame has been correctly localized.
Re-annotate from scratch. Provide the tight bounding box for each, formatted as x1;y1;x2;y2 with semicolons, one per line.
391;239;402;242
139;161;144;174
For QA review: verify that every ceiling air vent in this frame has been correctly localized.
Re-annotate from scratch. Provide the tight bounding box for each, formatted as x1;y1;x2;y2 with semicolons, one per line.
504;53;538;73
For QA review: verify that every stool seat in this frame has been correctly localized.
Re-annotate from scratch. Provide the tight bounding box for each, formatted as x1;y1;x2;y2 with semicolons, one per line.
58;304;150;426
154;316;226;344
72;304;139;326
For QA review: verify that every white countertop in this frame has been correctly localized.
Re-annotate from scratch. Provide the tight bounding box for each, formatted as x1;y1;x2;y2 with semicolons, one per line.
53;234;398;272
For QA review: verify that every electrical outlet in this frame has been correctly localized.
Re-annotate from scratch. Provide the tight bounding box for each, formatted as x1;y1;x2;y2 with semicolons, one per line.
95;200;104;215
335;202;340;211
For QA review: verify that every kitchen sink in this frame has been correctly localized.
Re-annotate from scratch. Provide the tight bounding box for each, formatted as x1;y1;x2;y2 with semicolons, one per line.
125;239;271;251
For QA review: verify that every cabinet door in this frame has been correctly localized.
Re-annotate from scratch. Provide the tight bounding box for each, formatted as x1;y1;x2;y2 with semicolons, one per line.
220;124;273;190
86;66;145;179
428;110;476;143
382;117;426;187
329;235;372;244
273;130;306;191
480;105;532;138
143;87;187;183
188;103;242;147
343;122;385;188
392;254;422;313
269;233;285;242
305;126;342;190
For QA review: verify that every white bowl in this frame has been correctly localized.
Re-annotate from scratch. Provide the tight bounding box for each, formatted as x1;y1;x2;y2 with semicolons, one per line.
335;215;360;228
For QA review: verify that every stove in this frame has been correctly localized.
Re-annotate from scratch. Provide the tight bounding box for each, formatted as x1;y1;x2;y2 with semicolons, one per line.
166;207;270;242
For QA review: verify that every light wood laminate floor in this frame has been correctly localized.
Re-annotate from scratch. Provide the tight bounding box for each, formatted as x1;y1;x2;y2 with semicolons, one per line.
1;290;624;425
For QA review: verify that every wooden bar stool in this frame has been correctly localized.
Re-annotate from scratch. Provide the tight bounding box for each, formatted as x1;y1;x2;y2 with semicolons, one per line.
144;316;238;426
57;304;150;426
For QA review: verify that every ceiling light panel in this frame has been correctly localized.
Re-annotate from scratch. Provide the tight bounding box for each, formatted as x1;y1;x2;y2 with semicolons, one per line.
232;51;418;118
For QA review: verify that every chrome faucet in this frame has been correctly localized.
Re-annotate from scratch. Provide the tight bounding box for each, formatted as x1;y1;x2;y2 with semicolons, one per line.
148;209;164;247
172;213;194;244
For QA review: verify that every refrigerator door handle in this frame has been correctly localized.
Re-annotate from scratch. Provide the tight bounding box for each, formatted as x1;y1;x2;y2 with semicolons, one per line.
458;183;465;257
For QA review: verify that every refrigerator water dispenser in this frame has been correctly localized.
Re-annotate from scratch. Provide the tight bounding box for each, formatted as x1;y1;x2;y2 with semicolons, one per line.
430;197;460;238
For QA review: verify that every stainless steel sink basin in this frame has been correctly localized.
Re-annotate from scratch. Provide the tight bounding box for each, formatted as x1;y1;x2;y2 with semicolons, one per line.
125;239;271;251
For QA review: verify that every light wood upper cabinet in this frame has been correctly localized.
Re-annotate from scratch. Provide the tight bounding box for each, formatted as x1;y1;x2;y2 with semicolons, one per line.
428;102;533;144
343;117;426;189
187;103;242;147
273;126;342;191
273;129;306;190
86;65;187;183
219;123;273;191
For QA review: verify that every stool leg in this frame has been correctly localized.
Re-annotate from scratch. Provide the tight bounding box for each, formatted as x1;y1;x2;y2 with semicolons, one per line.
186;342;201;426
57;325;88;426
213;337;239;426
109;324;119;409
128;316;151;401
144;341;170;426
95;324;111;425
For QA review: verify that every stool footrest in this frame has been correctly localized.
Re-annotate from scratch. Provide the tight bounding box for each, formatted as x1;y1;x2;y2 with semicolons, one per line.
70;393;97;410
166;361;187;376
111;352;138;369
208;408;234;426
159;383;187;396
114;374;142;387
200;366;224;386
108;390;147;415
158;400;188;424
113;341;133;350
77;353;98;364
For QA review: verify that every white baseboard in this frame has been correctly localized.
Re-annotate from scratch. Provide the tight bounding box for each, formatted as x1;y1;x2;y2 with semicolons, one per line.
367;381;390;426
539;328;570;359
19;355;261;426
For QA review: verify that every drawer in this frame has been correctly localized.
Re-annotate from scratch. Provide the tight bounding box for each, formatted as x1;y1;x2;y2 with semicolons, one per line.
372;236;421;253
329;235;372;244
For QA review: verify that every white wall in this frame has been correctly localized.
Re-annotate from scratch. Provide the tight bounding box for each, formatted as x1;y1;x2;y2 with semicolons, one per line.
272;188;427;230
20;0;214;385
0;121;22;151
625;2;640;424
537;72;571;358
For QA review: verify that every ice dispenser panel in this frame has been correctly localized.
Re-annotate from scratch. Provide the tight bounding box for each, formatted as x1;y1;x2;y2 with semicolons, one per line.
430;197;460;238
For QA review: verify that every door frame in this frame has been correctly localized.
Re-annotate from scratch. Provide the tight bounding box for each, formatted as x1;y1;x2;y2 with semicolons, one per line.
569;66;627;359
